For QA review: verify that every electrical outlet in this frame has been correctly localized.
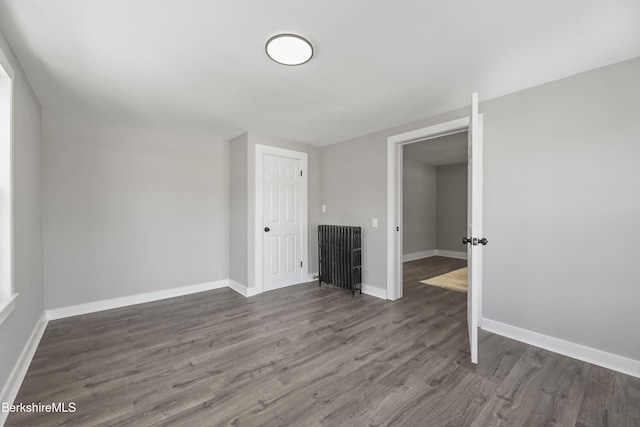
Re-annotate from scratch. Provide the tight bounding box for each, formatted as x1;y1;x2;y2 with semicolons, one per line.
322;204;326;213
372;218;378;228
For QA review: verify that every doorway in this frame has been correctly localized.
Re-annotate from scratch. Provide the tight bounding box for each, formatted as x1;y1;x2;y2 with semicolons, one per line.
386;94;484;363
402;132;469;292
254;144;308;293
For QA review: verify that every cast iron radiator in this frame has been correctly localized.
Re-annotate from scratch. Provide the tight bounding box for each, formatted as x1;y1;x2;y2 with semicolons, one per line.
318;225;362;296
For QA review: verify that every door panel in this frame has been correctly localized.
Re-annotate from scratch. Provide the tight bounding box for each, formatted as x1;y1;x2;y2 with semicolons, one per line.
467;93;483;364
263;154;303;291
285;184;296;222
268;183;279;222
268;235;279;275
285;234;296;272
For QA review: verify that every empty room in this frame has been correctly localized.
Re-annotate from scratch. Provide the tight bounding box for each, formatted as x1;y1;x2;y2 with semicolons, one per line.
402;132;470;293
1;1;639;426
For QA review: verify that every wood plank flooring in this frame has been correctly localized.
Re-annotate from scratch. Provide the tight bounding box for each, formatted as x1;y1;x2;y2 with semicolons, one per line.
7;256;640;426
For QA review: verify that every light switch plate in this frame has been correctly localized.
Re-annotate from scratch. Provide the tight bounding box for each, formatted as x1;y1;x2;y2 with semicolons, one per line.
372;218;378;228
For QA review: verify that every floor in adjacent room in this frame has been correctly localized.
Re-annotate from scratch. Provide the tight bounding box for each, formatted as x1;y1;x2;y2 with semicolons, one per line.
8;257;640;426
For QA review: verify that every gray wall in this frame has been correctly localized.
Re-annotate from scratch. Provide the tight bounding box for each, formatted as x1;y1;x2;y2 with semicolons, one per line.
42;110;229;309
229;133;248;286
436;163;467;252
402;158;467;255
0;31;43;397
321;57;640;360
402;158;436;254
320;135;388;290
481;57;640;360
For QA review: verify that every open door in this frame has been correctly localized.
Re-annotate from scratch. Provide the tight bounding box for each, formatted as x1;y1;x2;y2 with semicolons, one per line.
386;95;484;365
466;92;484;364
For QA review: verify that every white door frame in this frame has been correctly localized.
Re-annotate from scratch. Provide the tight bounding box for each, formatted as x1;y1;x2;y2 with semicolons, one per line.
0;48;15;306
254;144;308;294
386;117;472;301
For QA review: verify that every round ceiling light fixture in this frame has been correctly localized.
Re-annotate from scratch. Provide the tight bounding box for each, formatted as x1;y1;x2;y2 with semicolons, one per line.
265;34;314;66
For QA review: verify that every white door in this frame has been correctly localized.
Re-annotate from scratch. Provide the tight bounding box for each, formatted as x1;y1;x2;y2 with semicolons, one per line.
467;93;484;364
262;153;303;291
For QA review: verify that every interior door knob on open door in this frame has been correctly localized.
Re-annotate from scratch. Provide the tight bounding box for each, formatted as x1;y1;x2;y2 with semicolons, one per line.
463;237;488;246
264;227;270;232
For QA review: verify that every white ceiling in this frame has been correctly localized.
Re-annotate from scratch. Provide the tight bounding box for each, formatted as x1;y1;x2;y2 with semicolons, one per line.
404;132;468;166
0;1;639;146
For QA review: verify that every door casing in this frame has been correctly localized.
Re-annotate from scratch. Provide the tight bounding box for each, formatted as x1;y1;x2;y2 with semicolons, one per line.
386;115;482;325
254;144;308;295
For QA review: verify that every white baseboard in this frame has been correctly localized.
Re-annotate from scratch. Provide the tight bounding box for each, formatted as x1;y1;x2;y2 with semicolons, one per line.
228;280;250;297
361;284;387;300
228;280;261;297
46;280;228;321
0;312;49;426
0;294;19;327
403;250;436;262
435;249;467;259
231;275;319;298
403;249;467;262
482;318;640;379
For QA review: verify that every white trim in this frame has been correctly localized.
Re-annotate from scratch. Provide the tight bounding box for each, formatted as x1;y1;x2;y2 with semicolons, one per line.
435;249;467;259
387;117;470;301
0;312;48;426
227;279;247;296
402;250;467;262
402;250;437;262
0;293;18;326
388;118;470;145
0;48;16;79
46;280;228;320
254;144;308;295
227;279;258;297
482;318;640;379
386;141;400;300
362;284;387;300
0;49;15;303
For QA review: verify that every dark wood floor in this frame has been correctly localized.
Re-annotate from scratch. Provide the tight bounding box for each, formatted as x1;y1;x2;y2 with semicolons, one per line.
8;256;640;426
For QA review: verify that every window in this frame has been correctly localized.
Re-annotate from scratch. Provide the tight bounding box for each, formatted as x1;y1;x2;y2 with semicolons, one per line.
0;46;16;326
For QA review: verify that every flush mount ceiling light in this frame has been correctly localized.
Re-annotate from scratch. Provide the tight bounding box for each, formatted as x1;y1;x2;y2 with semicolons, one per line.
265;34;314;66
